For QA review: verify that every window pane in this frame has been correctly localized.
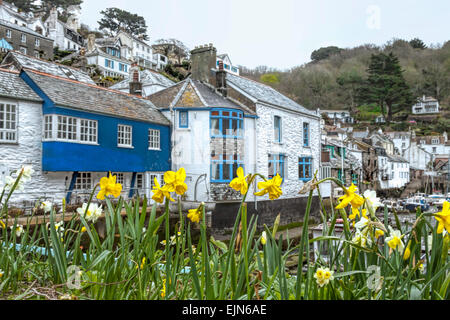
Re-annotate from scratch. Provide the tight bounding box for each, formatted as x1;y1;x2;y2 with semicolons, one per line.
211;118;220;136
222;164;231;181
212;163;220;181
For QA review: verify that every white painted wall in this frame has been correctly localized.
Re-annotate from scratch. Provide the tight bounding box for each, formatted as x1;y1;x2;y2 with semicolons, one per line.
254;103;321;200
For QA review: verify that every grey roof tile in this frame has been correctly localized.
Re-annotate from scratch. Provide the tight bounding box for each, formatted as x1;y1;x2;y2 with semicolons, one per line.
25;69;169;126
226;73;317;116
1;51;96;85
0;68;42;102
110;69;175;90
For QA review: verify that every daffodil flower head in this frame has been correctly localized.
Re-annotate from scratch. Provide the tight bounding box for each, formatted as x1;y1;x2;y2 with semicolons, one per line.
40;201;53;214
161;278;167;298
261;231;267;245
97;172;122;200
363;190;382;211
0;269;4;279
385;227;404;251
375;229;385;239
10;225;24;237
255;174;283;201
187;202;204;224
77;203;103;223
336;183;364;210
230;167;249;195
403;242;411;260
164;168;188;196
435;201;450;235
152;177;175;204
314;267;334;287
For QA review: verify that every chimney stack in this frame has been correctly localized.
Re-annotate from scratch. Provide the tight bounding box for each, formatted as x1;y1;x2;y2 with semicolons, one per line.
190;44;217;83
129;62;142;96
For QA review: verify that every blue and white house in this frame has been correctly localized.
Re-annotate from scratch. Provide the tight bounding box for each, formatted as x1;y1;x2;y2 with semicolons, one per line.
0;54;171;207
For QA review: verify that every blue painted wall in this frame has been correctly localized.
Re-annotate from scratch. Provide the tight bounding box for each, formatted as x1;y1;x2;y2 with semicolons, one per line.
20;71;171;173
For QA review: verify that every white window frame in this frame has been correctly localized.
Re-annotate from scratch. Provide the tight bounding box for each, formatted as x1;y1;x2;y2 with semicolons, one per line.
43;115;98;145
35;38;40;47
6;29;12;38
0;102;18;143
21;34;26;43
118;124;133;148
112;173;125;186
74;172;92;191
136;173;144;189
148;129;161;150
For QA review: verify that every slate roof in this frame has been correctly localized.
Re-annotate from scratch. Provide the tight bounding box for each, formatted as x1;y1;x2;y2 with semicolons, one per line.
387;154;409;163
0;19;52;40
225;73;317;117
147;78;256;115
24;69;169;126
1;51;96;85
0;68;42;102
110;70;175;90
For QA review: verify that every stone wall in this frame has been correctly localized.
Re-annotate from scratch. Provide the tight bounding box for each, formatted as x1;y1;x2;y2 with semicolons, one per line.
0;25;53;59
211;196;322;230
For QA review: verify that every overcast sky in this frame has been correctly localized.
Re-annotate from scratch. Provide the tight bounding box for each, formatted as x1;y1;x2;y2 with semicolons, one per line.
79;0;450;70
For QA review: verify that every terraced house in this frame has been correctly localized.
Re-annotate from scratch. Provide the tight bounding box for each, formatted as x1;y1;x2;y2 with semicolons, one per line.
0;53;171;208
148;44;321;228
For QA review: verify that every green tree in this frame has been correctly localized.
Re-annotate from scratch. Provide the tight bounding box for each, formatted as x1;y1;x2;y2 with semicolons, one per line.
40;0;83;20
358;52;414;123
409;38;427;50
10;0;37;12
98;8;148;40
260;73;280;85
336;69;364;111
311;46;342;62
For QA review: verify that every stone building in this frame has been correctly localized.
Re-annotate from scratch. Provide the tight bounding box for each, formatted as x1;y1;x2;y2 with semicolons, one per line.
0;19;53;59
44;7;84;51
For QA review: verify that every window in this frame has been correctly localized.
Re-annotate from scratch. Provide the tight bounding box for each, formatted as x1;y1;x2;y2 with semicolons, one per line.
433;147;437;153
34;51;40;58
211;155;244;183
210;110;243;138
136;174;144;189
80;119;98;143
21;34;26;43
19;47;27;54
57;115;77;140
44;115;98;144
105;59;114;69
0;103;17;143
320;166;331;180
6;30;12;38
35;38;40;47
268;154;285;179
148;129;160;150
179;111;189;128
118;125;132;147
274;116;281;142
119;63;128;72
299;157;312;181
303;122;310;147
112;173;124;185
432;139;439;145
74;173;92;191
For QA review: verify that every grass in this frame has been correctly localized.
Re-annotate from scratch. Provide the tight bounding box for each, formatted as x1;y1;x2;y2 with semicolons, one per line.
0;169;449;300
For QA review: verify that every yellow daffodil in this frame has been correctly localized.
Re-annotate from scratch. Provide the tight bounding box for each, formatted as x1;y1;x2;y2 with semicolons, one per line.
161;278;167;298
164;168;188;196
418;263;424;272
0;220;5;229
255;174;283;201
336;183;364;210
140;257;146;270
261;231;267;245
10;225;24;237
314;267;334;287
0;269;4;279
385;227;404;251
350;208;368;221
187;203;204;224
435;201;450;234
230;167;249;195
403;242;411;260
375;229;385;239
97;173;122;200
152;177;175;204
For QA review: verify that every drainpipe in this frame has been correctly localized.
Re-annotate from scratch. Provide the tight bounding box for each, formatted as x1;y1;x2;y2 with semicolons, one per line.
254;117;258;211
65;171;79;204
170;108;176;171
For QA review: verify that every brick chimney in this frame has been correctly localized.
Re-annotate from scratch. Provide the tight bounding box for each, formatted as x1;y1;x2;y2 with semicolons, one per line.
129;63;142;96
190;44;217;83
216;59;227;97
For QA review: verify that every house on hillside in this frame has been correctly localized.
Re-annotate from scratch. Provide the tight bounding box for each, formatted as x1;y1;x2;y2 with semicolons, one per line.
216;53;239;76
110;68;175;97
0;19;53;59
148;44;322;228
412;96;440;115
45;7;84;51
415;133;448;156
320;110;354;125
0;56;171;207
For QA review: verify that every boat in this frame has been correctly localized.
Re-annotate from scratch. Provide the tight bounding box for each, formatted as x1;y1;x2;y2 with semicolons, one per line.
405;196;430;213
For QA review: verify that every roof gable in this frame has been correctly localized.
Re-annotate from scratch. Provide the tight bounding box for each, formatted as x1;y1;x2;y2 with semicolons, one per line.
0;68;42;102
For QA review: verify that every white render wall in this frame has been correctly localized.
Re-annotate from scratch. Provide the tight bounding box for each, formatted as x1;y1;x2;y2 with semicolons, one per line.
254;103;321;200
0;97;70;206
404;143;431;171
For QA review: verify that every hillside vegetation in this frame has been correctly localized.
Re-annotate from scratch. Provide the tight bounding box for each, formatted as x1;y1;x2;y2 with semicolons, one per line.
240;39;450;126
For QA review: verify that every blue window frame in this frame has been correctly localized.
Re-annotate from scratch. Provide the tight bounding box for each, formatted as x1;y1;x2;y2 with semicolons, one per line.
268;154;285;179
274;116;282;142
299;157;312;181
179;111;189;128
104;59;109;68
303;122;310;147
211;155;244;183
210;109;244;138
